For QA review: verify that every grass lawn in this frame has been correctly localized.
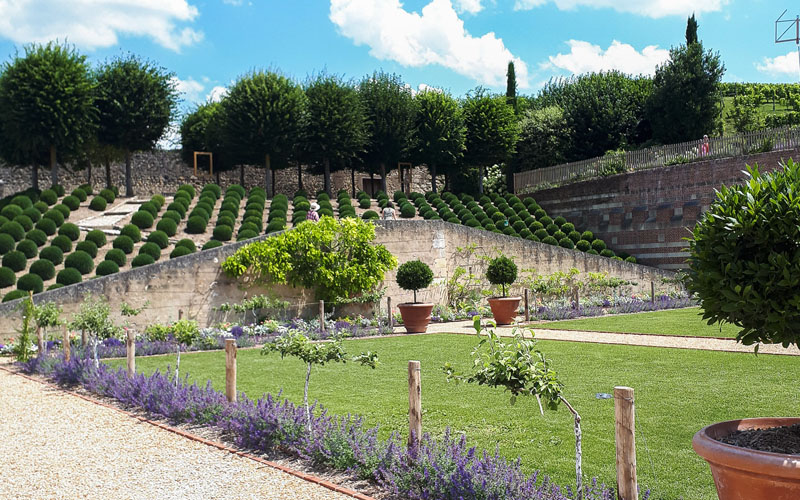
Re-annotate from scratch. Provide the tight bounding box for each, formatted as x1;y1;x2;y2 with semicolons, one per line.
536;307;741;338
109;333;800;500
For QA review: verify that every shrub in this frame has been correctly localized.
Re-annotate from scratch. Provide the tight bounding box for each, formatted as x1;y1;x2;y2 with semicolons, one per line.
526;234;541;243
35;217;56;236
359;198;371;209
65;251;94;274
203;184;221;198
25;229;47;247
175;239;196;252
178;183;196;198
625;256;637;263
502;226;517;236
16;239;37;259
120;224;141;243
104;248;126;267
40;246;63;266
43;209;64;227
2;250;26;272
216;215;234;228
553;216;567;226
170;246;193;259
587;249;599;255
534;229;549;240
213;225;233;241
40;189;57;205
85;230;107;248
0;233;15;254
54;203;70;218
167;202;186;218
396;259;433;303
0;267;16;287
553;230;567;241
131;253;155;268
112;235;134;254
95;260;119;276
17;273;43;293
546;223;559;235
237;229;258;241
12;215;32;232
568;230;582;243
22;206;41;223
362;210;379;220
202;240;223;250
185;215;207;234
538;215;552;226
591;239;607;252
71;188;87;202
162;210;182;223
600;249;615;258
399;204;416;218
561;222;575;233
190;206;210;222
576;240;592;252
79;183;93;196
486;255;517;297
29;259;55;280
89;196;107;211
56;268;82;286
512;220;526;233
131;210;154;229
58;223;80;241
51;235;72;253
542;235;558;246
146;230;169;249
75;240;98;258
1;221;25;241
239;221;260;234
138;242;161;261
139;201;159;217
1;204;22;219
46;283;63;291
99;188;115;203
558;237;575;249
3;290;26;302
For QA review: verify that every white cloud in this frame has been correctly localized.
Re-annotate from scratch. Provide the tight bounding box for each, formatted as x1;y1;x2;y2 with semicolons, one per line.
544;40;669;76
0;0;202;52
454;0;483;14
223;0;243;5
207;85;228;102
173;76;205;103
756;51;800;77
514;0;727;18
330;0;529;88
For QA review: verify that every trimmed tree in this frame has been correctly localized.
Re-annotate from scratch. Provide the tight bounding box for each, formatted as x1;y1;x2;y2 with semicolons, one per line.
506;61;517;112
462;89;518;194
222;71;305;197
95;54;178;197
0;42;96;189
180;101;234;184
413;89;465;193
513;106;570;172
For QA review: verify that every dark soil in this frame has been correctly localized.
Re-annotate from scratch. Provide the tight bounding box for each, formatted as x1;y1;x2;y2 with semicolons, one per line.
717;423;800;454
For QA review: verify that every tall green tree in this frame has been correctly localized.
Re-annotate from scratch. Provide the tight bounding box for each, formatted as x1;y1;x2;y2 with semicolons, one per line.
506;61;517;112
179;101;235;183
0;42;96;190
222;71;305;197
95;54;178;197
462;88;518;194
513;106;570;172
359;72;416;193
647;41;724;144
413;89;465;193
302;74;368;196
686;14;699;45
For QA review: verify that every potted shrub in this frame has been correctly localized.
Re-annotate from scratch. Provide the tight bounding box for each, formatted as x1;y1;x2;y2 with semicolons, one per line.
486;255;520;325
396;259;434;333
688;160;800;499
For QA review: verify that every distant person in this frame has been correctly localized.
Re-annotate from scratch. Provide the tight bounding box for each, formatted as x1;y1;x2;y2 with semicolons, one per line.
307;202;320;222
699;134;710;156
382;201;397;220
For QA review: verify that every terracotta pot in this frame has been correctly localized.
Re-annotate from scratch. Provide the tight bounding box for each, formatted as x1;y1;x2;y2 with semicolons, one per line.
487;296;521;325
693;417;800;500
397;303;434;333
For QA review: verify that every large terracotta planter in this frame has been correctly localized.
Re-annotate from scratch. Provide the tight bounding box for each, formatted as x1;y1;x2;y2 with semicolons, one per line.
487;296;521;325
397;303;434;333
693;417;800;500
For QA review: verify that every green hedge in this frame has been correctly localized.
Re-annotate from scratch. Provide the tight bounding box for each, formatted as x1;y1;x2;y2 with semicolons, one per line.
56;268;82;286
96;260;119;276
58;223;80;241
104;248;126;267
65;250;94;274
39;246;63;266
120;224;141;243
29;259;55;280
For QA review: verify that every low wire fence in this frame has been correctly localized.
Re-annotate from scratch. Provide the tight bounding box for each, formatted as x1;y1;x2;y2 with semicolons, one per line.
513;126;800;194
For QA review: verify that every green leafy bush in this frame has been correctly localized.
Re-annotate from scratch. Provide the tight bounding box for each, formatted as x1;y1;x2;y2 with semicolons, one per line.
138;242;161;261
22;206;41;223
0;233;14;254
1;221;25;241
104;248;126;267
43;209;64;226
170;246;193;259
99;188;116;203
175;239;196;252
542;235;558;246
39;189;57;205
39;246;63;265
237;229;258;241
131;210;154;229
95;260;119;276
2;250;26;272
79;183;93;196
51;235;72;253
85;230;107;248
89;196;107;211
202;240;223;250
625;256;637;264
362;210;379;220
396;259;433;303
399;203;416;218
213;225;233;241
0;266;16;287
131;253;155;268
167;202;186;218
35;218;56;236
13;215;33;232
146;230;169;249
24;229;46;247
185;215;207;234
486;255;517;297
56;268;82;286
1;204;22;219
76;240;98;258
16;239;37;259
30;259;55;280
600;249;615;258
120;224;141;242
65;251;94;274
58;223;80;241
559;237;575;249
576;240;591;252
3;290;26;302
17;273;43;293
71;188;87;202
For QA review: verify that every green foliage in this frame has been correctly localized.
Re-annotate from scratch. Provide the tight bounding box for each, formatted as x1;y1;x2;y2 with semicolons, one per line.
130;210;154;229
43;208;64;226
35;217;56;236
17;273;43;293
39;189;57;205
56;267;82;286
0;233;13;254
213;224;233;241
186;215;207;234
22;206;41;223
138;242;161;261
202;240;223;250
104;248;126;267
58;222;80;241
14;292;35;361
170;245;193;259
175;239;196;252
112;235;134;254
89;196;107;211
39;246;63;266
75;240;98;258
396;259;433;303
85;230;107;248
70;294;117;339
154;217;176;236
358;209;376;220
146;230;169;249
462;89;518;193
2;250;26;272
99;188;116;203
688;160;800;348
514;106;569;171
120;224;141;242
51;235;72;253
33;301;61;329
29;259;55;280
3;290;26;302
726;94;763;133
71;188;87;202
65;250;94;274
399;203;416;218
0;266;16;287
131;253;155;268
16;239;37;259
1;221;25;241
487;255;517;297
223;217;396;303
413;89;466;191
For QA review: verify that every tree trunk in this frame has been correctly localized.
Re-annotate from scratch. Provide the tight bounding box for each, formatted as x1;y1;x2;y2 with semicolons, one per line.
478;165;484;194
323;158;331;196
506;163;515;193
86;158;92;186
265;154;272;199
399;164;404;194
560;395;583;500
239;164;245;187
124;149;133;197
49;145;58;186
431;164;437;193
444;172;450;192
31;165;39;191
380;162;387;193
272;168;276;197
216;169;220;185
351;167;356;198
297;161;303;191
105;160;112;189
304;362;312;431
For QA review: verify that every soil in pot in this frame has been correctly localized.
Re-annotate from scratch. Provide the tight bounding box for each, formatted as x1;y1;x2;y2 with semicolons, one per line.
398;303;434;333
717;423;800;454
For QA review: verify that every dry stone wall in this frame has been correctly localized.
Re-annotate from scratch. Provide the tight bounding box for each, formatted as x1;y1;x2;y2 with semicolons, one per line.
0;220;673;338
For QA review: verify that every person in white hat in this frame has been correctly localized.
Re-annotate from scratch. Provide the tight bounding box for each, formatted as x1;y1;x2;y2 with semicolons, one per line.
307;201;320;222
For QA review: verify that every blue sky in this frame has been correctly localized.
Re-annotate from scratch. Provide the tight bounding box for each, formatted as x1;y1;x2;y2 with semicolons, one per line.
0;0;797;110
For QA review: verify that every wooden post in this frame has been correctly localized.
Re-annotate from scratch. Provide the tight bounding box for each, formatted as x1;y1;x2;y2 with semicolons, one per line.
225;339;237;403
81;329;87;347
573;287;579;309
650;281;655;304
524;289;530;321
62;326;70;362
388;297;394;329
36;326;44;355
408;360;422;448
178;309;184;320
126;329;135;377
614;386;638;500
319;300;325;332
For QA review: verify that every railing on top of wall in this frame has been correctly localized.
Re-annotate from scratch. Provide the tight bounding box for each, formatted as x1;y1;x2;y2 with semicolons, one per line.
513;126;800;194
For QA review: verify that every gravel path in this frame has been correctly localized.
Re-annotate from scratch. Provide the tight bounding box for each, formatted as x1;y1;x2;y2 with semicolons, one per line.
0;368;353;500
423;319;800;356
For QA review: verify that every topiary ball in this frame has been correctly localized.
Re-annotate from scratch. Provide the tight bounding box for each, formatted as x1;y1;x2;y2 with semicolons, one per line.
11;195;32;210
112;235;134;254
25;229;46;247
400;204;416;218
1;221;25;241
13;215;33;232
65;250;94;274
39;189;57;205
237;229;258;241
139;201;159;217
71;188;87;202
120;224;141;243
1;204;22;220
3;290;26;302
95;260;119;276
51;235;72;253
40;246;63;266
576;240;592;252
104;248;126;267
16;239;37;259
185;215;207;234
170;246;193;259
99;188;116;203
131;253;155;268
58;223;80;241
2;250;26;272
212;225;232;241
396;259;433;301
75;240;98;258
138;242;161;261
43;209;64;227
201;240;223;250
131;210;154;229
486;255;517;296
89;196;107;211
35;217;57;236
0;233;15;254
29;259;55;280
600;249;615;258
591;239;607;252
146;230;169;249
61;195;80;211
56;268;82;286
85;230;107;248
156;217;177;237
362;210;379;220
175;238;196;252
558;237;575;249
0;266;16;288
17;273;43;293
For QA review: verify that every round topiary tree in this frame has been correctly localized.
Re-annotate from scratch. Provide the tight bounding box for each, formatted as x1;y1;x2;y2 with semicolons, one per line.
56;267;82;286
399;203;416;218
13;215;33;232
112;235;134;254
61;195;80;211
35;217;56;236
89;196;107;211
213;225;233;241
39;246;63;265
104;248;126;267
96;260;119;276
17;273;43;293
486;255;517;297
16;239;38;259
65;250;94;274
120;224;141;242
85;229;107;248
25;229;47;247
99;188;116;203
138;242;161;261
58;223;80;241
75;240;98;258
71;188;87;202
43;209;64;227
0;266;16;287
396;259;433;303
39;189;57;205
23;206;41;223
146;230;169;249
131;253;155;268
3;290;26;302
170;245;193;259
202;240;223;250
1;221;25;241
185;215;207;234
2;250;26;272
51;235;72;253
0;233;15;254
131;210;154;229
29;259;55;280
156;217;177;237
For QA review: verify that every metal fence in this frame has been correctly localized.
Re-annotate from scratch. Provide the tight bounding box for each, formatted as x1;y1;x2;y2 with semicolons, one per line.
513;126;800;194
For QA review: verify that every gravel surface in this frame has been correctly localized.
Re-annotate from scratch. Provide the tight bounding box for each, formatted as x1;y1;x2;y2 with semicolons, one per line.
0;368;352;500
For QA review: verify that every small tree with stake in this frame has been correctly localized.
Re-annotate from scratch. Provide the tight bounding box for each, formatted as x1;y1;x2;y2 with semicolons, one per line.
171;319;199;386
444;317;585;499
486;255;517;297
396;259;434;304
262;331;378;430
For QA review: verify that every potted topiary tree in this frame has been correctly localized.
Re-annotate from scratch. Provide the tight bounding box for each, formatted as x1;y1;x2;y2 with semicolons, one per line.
689;160;800;500
396;259;434;333
486;255;520;325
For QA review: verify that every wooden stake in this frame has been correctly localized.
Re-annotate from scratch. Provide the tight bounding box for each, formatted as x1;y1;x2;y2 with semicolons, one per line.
225;339;237;403
614;386;638;500
81;329;87;347
36;326;44;355
126;329;135;377
388;297;394;329
650;281;655;304
408;360;422;448
62;326;70;362
319;300;325;332
524;289;530;321
178;309;184;320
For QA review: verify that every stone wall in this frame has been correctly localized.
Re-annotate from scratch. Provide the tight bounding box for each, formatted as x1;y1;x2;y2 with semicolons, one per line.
526;148;798;270
0;220;672;338
0;151;441;198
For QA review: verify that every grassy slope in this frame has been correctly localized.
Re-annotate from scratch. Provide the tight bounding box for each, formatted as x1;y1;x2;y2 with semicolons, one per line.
110;333;800;499
720;96;793;134
536;307;740;338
